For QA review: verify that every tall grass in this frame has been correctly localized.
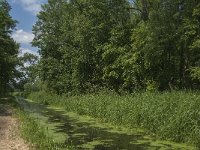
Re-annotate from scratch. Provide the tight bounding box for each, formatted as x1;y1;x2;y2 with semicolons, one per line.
28;91;200;147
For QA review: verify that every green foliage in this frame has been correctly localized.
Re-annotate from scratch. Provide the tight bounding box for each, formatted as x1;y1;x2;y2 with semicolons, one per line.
32;0;200;93
15;53;39;91
29;91;200;147
191;67;200;80
0;0;19;95
33;0;134;94
17;109;75;150
23;80;43;97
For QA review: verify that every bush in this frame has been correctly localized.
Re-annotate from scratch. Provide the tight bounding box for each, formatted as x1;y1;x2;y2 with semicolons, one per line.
23;80;45;97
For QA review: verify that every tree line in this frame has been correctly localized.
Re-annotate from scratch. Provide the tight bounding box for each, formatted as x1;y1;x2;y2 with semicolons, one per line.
1;0;200;95
32;0;200;94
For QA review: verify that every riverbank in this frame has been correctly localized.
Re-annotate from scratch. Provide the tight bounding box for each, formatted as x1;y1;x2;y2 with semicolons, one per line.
0;97;29;150
0;97;73;150
17;109;74;150
28;91;200;148
16;97;196;149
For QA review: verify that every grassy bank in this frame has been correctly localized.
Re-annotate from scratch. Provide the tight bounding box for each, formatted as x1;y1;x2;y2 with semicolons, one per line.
0;96;74;150
28;91;200;147
17;110;54;149
17;109;72;150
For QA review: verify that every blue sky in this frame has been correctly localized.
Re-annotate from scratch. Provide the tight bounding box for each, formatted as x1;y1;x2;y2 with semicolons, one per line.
8;0;47;56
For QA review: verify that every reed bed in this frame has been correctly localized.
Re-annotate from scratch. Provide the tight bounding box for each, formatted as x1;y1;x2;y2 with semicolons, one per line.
29;91;200;147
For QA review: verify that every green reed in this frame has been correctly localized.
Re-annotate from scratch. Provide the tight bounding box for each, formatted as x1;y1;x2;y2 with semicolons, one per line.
28;91;200;147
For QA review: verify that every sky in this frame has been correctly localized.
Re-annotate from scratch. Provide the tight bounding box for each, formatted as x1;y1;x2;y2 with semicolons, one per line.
8;0;47;56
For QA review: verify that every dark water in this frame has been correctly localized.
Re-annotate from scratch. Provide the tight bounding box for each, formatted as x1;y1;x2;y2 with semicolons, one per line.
16;98;194;150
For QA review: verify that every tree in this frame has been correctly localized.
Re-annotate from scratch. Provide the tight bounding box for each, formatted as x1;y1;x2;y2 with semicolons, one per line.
32;0;200;94
16;53;39;90
0;0;19;95
33;0;133;94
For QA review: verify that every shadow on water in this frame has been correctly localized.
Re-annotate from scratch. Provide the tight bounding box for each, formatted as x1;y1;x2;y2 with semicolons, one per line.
16;98;195;150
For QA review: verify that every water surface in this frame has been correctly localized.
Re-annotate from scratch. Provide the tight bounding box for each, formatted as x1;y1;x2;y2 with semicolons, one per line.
16;98;196;150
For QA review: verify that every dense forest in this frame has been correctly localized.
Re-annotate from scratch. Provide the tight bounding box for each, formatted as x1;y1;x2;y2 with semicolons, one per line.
31;0;200;95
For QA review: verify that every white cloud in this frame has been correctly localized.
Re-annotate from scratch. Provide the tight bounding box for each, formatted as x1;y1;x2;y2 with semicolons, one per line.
13;0;45;15
12;29;34;44
19;48;39;57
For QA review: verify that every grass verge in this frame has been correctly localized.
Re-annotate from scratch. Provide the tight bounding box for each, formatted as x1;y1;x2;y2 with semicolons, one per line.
28;91;200;148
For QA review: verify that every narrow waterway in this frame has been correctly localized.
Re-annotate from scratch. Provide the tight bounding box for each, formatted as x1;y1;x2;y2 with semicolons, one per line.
16;98;196;150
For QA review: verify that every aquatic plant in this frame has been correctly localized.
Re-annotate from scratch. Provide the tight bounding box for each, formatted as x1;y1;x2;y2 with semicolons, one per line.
17;109;75;150
29;91;200;147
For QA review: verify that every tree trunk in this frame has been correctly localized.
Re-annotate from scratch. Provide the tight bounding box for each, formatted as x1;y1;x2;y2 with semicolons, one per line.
141;0;149;21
